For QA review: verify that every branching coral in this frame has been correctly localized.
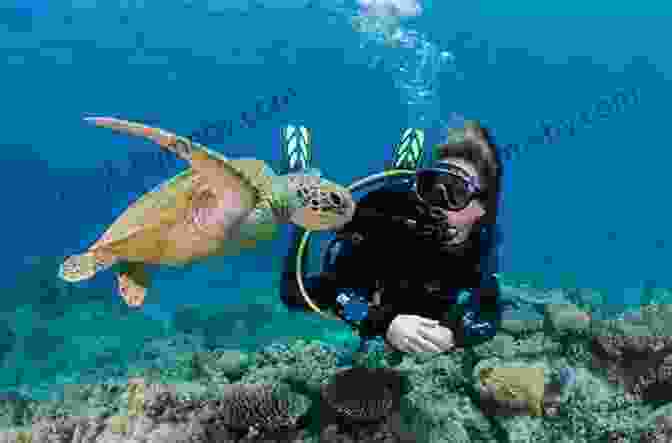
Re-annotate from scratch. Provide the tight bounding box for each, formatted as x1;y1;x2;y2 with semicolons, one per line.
214;383;311;432
241;340;339;394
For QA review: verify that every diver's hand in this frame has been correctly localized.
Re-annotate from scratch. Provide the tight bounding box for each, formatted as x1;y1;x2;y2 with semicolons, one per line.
386;315;454;353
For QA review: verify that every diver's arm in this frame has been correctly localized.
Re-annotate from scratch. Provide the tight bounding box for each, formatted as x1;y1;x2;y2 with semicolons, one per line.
330;188;422;338
280;187;416;328
279;226;377;322
281;268;392;332
452;274;502;347
280;242;401;335
451;224;504;347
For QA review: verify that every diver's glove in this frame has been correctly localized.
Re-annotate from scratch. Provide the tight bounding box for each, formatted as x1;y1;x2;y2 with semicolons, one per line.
385;314;454;353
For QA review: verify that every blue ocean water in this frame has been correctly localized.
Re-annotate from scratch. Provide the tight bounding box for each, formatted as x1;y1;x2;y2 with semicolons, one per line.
0;0;669;390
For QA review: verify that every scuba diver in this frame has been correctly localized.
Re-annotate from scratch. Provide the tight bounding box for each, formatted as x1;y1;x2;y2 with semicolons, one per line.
278;121;504;353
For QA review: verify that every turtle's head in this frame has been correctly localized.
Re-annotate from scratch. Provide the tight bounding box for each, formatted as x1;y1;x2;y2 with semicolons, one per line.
279;171;356;231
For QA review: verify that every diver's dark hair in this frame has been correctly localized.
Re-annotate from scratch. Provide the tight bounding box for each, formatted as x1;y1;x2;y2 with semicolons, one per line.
433;120;503;226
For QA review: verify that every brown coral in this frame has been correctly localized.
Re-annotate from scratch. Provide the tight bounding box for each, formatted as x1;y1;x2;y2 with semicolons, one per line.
322;368;405;423
592;334;672;402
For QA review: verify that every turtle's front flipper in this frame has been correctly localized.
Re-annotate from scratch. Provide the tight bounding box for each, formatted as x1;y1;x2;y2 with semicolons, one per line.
84;117;195;163
86;117;259;225
115;262;150;308
84;117;256;203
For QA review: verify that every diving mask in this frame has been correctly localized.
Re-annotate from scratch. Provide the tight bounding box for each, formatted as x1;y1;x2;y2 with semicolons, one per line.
416;162;485;211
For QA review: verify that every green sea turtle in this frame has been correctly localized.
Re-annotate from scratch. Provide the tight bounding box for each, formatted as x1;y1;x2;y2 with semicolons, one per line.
58;117;356;308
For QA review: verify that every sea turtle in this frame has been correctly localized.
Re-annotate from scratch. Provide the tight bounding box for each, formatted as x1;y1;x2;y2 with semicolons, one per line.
58;117;356;308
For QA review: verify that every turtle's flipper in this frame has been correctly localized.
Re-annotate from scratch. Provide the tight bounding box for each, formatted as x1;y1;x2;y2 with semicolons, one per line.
116;262;150;308
58;251;114;282
85;117;258;210
84;117;194;162
386;128;425;171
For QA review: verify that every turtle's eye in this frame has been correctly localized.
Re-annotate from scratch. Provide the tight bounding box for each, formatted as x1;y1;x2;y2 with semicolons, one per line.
329;192;343;206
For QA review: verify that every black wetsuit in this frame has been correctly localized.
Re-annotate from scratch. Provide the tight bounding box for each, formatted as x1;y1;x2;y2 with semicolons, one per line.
280;180;503;347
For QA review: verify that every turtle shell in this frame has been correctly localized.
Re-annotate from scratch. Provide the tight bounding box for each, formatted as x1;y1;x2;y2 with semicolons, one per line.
88;154;276;263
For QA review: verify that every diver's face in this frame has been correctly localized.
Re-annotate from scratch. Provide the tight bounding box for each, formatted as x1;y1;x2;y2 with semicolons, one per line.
423;157;486;248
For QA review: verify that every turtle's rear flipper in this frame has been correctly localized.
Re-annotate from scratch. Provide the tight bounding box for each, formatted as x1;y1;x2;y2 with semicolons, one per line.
116;262;150;308
59;251;112;282
387;128;425;171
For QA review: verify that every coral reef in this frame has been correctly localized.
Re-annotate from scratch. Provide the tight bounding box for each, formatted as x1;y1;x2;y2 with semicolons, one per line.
5;277;672;441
